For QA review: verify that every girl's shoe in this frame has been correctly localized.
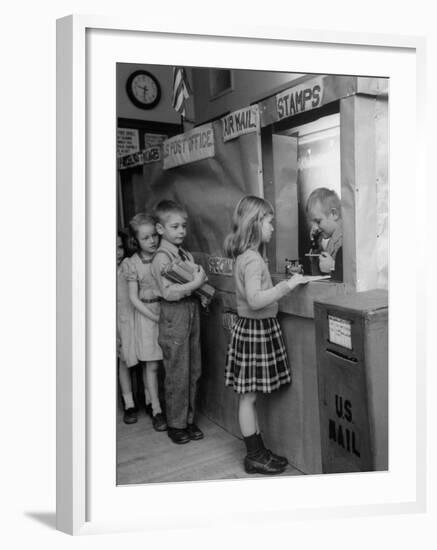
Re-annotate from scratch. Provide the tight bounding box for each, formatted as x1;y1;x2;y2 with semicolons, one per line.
123;408;138;424
255;434;288;469
265;449;288;468
152;413;168;432
244;451;286;475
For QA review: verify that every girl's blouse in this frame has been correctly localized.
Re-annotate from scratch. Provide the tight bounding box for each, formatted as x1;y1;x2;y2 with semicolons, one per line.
234;250;290;319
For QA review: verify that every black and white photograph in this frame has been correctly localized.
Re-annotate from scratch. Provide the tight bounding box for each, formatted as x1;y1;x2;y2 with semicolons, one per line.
116;64;389;485
2;0;435;544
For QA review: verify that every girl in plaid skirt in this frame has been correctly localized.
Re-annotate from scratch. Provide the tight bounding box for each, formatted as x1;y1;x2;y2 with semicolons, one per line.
224;196;311;475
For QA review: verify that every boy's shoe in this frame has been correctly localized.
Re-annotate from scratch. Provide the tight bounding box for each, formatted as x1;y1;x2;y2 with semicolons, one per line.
186;423;204;440
244;451;286;475
152;413;168;432
123;408;138;425
167;427;191;445
145;404;153;418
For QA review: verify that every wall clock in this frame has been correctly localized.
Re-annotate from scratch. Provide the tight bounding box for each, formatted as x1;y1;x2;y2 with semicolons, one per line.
126;70;161;110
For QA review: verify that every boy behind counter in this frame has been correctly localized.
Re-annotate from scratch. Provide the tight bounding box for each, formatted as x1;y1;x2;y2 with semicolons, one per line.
151;200;208;445
306;187;343;281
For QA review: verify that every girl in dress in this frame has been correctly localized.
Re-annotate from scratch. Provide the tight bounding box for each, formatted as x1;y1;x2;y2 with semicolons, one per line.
224;195;311;475
117;231;139;424
123;213;166;432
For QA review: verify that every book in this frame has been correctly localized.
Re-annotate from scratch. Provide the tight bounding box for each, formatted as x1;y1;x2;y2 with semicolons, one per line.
161;258;215;304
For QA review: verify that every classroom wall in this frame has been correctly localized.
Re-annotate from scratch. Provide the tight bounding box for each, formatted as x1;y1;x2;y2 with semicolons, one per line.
117;63;304;126
192;68;304;123
117;63;182;123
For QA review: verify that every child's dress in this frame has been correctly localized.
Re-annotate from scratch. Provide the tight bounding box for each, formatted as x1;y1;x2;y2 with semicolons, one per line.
117;261;137;367
225;249;291;393
122;253;163;362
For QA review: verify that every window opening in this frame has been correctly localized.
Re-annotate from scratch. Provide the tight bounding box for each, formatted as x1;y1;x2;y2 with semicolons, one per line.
275;113;342;279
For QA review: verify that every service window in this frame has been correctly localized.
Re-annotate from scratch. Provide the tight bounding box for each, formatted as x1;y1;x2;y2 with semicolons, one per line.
264;109;343;281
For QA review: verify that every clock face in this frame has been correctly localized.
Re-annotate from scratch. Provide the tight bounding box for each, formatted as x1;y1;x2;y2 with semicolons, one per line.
126;71;161;109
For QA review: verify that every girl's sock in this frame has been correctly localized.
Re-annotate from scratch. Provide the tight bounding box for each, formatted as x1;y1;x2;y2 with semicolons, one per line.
123;392;135;410
244;433;264;459
150;394;162;416
145;388;152;406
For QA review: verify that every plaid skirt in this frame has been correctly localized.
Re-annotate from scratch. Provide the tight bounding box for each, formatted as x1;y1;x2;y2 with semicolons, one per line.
225;317;291;394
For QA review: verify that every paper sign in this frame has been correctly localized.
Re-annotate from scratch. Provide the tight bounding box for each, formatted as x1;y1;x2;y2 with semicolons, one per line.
328;315;352;350
276;77;324;120
142;146;161;164
208;256;234;276
118;146;161;170
117;128;140;157
221;105;259;142
162;124;215;170
144;133;168;149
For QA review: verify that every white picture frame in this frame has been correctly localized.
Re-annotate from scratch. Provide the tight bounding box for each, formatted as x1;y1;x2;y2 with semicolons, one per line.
56;15;427;535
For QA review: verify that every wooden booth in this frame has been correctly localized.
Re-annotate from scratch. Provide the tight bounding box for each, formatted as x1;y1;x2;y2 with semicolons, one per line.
118;71;388;474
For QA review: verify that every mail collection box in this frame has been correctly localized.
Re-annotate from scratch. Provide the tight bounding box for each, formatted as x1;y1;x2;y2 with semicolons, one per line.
314;289;388;473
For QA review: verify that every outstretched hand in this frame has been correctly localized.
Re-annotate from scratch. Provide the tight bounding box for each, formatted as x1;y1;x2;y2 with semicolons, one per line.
286;273;311;289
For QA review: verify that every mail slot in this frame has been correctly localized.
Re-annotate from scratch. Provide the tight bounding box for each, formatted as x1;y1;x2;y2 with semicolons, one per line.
314;289;388;473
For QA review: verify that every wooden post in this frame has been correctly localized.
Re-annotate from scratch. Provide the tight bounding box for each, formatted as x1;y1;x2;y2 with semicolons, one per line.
340;95;378;291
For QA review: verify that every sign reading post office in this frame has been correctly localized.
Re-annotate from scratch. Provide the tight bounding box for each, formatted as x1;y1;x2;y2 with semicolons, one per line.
163;124;215;170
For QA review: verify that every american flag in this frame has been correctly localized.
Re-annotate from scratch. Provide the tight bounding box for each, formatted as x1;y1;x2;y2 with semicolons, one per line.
172;67;192;118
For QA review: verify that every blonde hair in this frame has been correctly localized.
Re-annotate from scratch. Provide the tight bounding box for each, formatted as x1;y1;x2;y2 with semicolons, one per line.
224;195;274;259
154;199;187;226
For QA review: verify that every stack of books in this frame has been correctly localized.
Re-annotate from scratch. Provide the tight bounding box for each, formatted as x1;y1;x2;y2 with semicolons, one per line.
161;258;215;305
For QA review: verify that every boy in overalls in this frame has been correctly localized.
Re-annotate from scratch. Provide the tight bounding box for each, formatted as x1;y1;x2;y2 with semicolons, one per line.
151;200;207;444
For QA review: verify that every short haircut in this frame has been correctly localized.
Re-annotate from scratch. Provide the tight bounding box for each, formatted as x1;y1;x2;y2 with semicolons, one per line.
154;199;188;225
306;187;341;217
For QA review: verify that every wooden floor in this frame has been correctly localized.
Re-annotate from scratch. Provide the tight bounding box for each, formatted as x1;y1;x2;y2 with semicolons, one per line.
117;408;304;485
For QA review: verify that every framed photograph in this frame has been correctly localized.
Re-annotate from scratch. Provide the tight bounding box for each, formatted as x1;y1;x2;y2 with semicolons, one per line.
56;15;426;535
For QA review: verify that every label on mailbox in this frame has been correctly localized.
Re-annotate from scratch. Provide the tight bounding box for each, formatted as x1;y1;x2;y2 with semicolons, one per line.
328;315;352;349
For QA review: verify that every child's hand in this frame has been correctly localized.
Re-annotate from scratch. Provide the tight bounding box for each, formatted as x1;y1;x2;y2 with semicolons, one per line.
200;295;210;308
309;226;319;241
286;274;311;289
193;265;207;286
319;252;334;273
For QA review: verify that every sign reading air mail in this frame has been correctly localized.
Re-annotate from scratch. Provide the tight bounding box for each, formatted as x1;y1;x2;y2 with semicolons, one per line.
163;124;215;170
276;77;324;120
222;105;259;142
